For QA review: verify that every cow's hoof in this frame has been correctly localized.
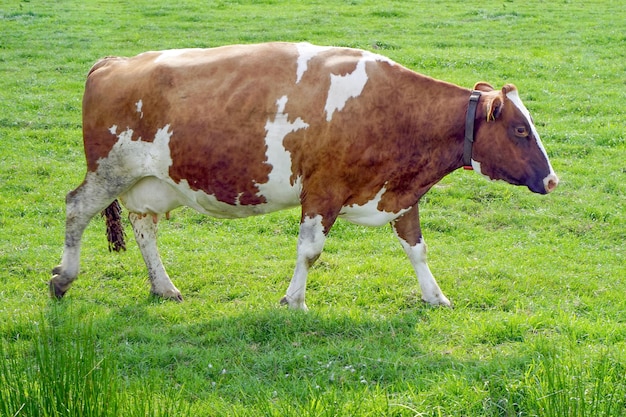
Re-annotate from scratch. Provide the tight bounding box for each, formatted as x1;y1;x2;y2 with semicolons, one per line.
168;292;184;302
49;277;70;299
422;293;452;307
280;295;308;311
151;289;184;302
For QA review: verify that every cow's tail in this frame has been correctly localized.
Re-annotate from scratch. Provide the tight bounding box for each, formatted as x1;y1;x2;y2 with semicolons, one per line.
102;200;126;252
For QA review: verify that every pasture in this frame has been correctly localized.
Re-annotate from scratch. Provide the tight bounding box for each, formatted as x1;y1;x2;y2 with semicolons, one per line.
1;0;624;415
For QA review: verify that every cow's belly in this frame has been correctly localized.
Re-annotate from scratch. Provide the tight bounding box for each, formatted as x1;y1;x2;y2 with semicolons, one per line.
339;206;406;227
120;176;301;219
120;178;407;225
338;187;410;227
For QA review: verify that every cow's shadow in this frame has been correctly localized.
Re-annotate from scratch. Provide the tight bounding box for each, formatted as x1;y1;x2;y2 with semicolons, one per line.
41;295;528;411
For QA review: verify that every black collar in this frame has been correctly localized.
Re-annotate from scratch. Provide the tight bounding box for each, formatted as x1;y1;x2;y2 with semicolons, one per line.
463;90;482;168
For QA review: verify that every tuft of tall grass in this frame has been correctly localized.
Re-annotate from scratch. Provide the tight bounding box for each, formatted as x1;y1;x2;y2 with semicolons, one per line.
522;342;626;417
0;312;188;417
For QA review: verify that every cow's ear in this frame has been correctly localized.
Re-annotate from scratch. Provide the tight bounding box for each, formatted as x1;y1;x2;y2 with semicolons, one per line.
473;82;494;92
486;96;503;121
501;84;517;95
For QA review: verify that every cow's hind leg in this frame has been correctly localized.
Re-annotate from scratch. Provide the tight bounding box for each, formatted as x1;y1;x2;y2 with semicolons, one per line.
391;205;451;307
280;214;328;311
129;212;182;301
50;179;121;298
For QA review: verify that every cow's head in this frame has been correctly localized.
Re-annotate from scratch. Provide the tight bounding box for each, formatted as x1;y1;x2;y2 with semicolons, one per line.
468;83;558;194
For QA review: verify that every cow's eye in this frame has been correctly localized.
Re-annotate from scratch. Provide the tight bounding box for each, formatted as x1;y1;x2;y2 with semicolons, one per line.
514;126;529;137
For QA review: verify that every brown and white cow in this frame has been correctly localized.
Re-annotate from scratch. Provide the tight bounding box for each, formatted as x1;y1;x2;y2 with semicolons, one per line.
50;42;558;309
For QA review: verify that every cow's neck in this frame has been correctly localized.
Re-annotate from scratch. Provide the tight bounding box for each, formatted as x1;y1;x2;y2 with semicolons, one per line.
394;76;470;200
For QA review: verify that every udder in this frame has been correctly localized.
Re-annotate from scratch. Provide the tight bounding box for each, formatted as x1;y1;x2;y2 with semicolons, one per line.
119;176;185;215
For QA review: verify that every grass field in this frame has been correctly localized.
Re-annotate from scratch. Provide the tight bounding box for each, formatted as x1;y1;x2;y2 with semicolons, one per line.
1;0;625;415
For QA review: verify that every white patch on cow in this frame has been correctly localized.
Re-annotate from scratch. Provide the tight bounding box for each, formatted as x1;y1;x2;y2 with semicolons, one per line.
256;95;308;207
362;50;396;67
323;51;393;122
506;90;559;190
98;125;181;215
506;90;555;172
390;232;451;306
275;95;288;113
325;58;369;122
470;160;493;182
99;124;173;178
154;48;203;63
128;212;181;300
135;99;144;119
298;214;326;261
339;186;410;226
295;42;332;84
283;214;326;310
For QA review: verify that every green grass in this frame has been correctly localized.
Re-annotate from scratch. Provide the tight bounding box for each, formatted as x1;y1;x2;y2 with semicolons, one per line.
1;0;625;415
0;309;188;417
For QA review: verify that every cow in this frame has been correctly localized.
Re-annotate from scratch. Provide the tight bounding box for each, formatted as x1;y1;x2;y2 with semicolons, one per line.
50;42;558;310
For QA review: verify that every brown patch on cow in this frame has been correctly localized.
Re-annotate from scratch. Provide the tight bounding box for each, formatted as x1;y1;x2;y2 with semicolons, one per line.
391;205;422;246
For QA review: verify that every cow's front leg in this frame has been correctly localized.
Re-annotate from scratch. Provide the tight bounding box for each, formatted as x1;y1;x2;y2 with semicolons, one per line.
129;212;182;301
280;214;328;311
391;205;451;307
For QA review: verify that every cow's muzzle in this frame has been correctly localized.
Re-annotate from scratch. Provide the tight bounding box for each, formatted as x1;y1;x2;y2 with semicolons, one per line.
544;173;559;194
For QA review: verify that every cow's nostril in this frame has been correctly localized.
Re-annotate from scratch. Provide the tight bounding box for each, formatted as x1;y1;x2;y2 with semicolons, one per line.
545;175;558;193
